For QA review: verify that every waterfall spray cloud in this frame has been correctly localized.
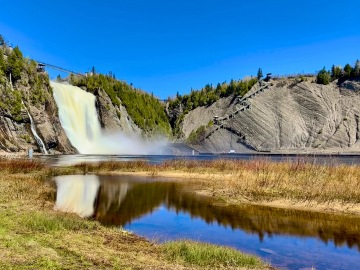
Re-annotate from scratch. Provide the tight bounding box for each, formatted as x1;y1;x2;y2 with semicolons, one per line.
51;81;166;154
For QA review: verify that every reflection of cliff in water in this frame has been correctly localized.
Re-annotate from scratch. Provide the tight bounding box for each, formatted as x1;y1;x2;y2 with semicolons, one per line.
55;174;360;251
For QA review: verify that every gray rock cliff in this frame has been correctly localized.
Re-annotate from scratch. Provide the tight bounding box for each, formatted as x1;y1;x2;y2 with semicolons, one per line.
95;88;142;136
0;78;76;154
182;78;360;153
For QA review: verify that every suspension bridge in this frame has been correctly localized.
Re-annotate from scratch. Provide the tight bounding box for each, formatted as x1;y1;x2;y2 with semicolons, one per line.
34;60;86;77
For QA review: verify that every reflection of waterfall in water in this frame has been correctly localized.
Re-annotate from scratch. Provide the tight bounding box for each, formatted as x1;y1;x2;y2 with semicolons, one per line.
51;81;164;154
54;175;132;218
54;175;100;217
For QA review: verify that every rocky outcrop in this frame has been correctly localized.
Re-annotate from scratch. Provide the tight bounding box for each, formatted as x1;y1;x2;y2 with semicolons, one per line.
182;78;360;153
95;88;142;136
28;100;75;154
0;105;75;154
0;75;75;154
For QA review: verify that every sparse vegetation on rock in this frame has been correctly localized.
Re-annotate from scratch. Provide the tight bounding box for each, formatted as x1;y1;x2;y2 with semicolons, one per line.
168;76;258;138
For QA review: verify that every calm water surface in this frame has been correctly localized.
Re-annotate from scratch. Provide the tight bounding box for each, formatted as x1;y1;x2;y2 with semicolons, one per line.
38;153;360;166
54;174;360;270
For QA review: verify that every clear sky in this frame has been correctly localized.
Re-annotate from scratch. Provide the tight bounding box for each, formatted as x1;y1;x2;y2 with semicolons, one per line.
1;0;359;99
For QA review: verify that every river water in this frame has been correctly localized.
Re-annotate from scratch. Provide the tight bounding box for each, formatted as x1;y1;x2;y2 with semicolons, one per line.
54;174;360;270
38;153;360;167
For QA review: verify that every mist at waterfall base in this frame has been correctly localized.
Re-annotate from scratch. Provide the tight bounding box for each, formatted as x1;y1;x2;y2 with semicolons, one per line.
51;82;166;155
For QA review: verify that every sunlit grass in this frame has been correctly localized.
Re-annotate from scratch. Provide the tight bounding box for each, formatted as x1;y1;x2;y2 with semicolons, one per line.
73;158;360;205
163;240;267;269
0;157;45;173
1;156;359;269
2;157;359;206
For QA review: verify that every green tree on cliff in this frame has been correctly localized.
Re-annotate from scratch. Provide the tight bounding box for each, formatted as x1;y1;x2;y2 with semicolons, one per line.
343;63;353;78
316;67;330;85
0;50;5;73
331;65;342;80
0;34;4;46
6;46;24;82
352;60;360;78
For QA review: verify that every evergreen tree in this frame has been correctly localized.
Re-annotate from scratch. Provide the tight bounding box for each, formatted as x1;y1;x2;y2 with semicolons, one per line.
344;63;353;78
317;67;330;85
353;60;360;78
331;65;342;80
6;46;23;82
0;35;4;46
257;68;263;79
0;50;5;72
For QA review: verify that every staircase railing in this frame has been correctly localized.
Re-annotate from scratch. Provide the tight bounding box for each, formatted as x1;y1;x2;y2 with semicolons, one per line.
203;80;270;141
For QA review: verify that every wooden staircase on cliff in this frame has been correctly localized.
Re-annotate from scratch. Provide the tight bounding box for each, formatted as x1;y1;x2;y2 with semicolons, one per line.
203;80;271;142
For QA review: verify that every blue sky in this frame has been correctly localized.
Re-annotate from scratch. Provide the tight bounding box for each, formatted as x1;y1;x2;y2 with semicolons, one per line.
1;0;359;99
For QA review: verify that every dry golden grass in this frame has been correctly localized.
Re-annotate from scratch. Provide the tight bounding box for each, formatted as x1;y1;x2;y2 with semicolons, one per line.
74;158;360;209
0;157;45;173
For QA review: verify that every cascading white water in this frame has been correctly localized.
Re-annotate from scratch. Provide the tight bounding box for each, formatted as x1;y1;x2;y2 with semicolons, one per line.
51;82;102;154
27;111;48;154
51;81;161;154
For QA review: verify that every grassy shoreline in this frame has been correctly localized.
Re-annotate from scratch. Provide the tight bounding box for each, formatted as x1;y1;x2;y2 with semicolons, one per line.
72;159;360;215
0;158;270;269
2;156;360;269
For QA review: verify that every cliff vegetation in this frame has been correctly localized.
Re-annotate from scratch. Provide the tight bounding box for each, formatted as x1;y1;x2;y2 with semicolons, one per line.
70;74;171;137
168;77;258;138
0;34;74;153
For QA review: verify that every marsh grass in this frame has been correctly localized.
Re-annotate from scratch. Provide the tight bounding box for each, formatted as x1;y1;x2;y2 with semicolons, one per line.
163;240;267;269
73;158;360;205
6;157;358;206
0;157;45;173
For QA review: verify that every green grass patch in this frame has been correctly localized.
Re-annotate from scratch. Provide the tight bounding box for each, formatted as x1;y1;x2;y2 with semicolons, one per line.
20;212;98;233
163;240;267;268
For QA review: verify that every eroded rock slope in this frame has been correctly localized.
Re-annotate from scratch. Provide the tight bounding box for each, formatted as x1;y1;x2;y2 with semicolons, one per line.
183;78;360;153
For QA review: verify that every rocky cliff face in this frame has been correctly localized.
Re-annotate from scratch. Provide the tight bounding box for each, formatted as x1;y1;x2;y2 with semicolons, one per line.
95;88;142;137
0;74;151;155
28;97;75;154
181;78;360;153
0;76;75;154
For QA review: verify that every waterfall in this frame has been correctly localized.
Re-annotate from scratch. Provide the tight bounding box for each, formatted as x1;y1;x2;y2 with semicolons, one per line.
27;111;48;154
51;82;102;154
51;81;160;154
